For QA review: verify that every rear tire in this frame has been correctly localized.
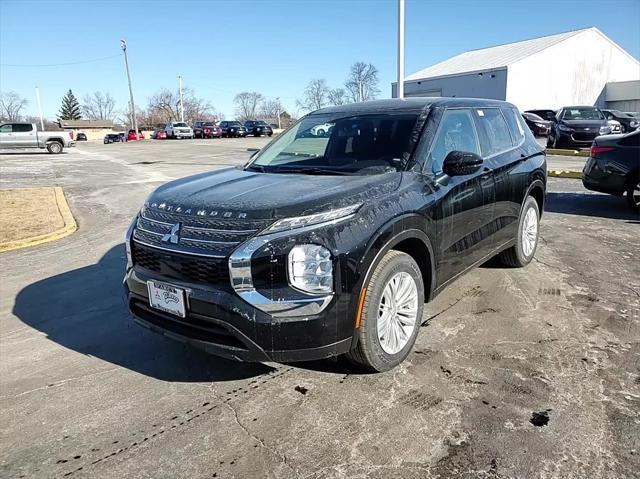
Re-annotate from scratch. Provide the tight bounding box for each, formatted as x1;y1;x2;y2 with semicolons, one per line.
498;196;540;267
627;180;640;214
47;142;63;154
346;250;424;372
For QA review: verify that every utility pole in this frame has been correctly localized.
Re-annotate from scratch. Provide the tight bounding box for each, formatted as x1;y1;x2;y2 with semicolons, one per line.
120;39;138;135
276;97;281;129
178;75;184;122
397;0;405;99
34;86;44;131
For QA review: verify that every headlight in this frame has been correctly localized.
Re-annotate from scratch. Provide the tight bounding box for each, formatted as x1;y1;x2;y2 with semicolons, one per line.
535;123;546;128
599;126;612;135
288;244;333;294
630;121;638;128
263;203;361;234
125;214;138;269
558;124;573;132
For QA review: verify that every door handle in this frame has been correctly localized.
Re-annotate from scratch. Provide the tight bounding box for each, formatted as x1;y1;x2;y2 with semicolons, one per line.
480;167;493;180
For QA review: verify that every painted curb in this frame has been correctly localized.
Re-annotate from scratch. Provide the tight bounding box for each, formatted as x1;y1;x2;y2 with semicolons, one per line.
545;148;590;157
0;187;77;252
547;170;582;179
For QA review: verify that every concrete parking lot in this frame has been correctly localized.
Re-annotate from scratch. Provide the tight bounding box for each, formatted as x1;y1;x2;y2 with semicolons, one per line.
1;139;638;479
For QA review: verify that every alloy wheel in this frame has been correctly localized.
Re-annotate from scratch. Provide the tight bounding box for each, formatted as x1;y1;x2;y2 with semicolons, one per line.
522;207;538;257
377;272;419;355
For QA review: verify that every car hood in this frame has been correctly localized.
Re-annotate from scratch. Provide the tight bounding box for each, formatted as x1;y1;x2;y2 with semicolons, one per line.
147;167;401;220
561;119;605;128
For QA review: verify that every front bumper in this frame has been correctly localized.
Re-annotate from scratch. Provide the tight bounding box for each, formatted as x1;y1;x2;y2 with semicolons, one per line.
124;267;354;362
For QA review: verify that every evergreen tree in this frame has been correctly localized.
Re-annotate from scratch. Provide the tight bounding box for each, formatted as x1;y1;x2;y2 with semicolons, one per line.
58;89;82;120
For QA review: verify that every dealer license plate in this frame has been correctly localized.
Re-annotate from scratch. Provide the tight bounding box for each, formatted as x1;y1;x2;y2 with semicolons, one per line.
147;281;186;317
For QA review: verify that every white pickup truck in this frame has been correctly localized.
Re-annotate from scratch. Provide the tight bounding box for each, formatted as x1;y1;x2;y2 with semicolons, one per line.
0;122;75;153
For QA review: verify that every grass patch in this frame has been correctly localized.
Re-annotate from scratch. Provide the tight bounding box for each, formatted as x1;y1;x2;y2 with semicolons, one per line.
0;188;66;243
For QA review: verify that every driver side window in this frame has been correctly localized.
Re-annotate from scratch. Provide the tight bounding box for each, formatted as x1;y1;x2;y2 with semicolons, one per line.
428;109;480;174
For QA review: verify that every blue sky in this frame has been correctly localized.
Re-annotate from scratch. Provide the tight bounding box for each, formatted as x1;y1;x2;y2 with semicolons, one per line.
1;0;639;121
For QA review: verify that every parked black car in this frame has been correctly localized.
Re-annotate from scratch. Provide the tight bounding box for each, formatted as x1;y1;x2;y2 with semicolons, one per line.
244;120;273;137
525;109;556;122
522;112;551;137
602;109;640;134
547;106;611;149
103;133;121;144
124;98;546;371
219;121;247;138
582;130;640;213
76;132;87;141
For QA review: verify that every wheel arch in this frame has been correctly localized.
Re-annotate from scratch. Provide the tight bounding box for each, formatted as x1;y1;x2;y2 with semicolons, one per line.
358;218;436;304
525;178;546;217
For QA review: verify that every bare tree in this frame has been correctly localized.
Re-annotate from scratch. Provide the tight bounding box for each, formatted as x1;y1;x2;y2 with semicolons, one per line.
259;98;283;123
234;92;264;121
0;91;28;121
328;88;349;106
23;115;62;131
147;87;217;123
345;62;380;103
297;79;330;112
81;91;116;121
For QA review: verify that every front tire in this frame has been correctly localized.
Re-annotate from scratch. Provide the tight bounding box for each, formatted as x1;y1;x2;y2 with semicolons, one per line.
498;196;540;267
347;250;424;372
47;142;63;154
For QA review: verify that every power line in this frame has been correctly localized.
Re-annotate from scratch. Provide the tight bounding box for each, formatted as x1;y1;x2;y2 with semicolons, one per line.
0;53;122;68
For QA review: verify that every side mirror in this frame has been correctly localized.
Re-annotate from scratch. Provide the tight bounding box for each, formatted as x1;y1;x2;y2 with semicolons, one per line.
442;150;483;176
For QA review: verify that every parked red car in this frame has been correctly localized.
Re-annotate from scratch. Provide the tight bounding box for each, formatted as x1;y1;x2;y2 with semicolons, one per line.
193;121;222;139
127;129;145;141
151;128;167;140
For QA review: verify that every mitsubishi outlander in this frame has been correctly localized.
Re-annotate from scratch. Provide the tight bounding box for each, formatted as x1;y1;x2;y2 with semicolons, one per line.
124;98;546;371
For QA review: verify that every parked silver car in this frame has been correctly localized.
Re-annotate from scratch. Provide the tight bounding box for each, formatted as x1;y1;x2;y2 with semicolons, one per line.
164;122;194;139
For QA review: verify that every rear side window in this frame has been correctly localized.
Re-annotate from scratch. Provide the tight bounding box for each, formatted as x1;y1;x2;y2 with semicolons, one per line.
13;124;33;132
501;108;525;146
474;108;513;156
428;109;480;174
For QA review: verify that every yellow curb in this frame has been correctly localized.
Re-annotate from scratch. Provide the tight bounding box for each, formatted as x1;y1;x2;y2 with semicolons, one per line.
547;170;582;179
545;148;590;157
0;187;77;252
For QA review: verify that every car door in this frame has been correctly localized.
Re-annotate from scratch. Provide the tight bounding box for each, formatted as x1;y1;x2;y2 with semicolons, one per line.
0;123;14;147
13;123;37;147
473;107;527;250
426;108;496;287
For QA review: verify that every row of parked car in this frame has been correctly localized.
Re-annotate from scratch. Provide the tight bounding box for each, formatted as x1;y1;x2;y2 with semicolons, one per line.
521;106;640;148
104;120;275;144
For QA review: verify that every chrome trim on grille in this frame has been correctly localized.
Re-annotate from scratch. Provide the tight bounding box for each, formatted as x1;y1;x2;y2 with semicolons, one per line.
131;239;227;258
228;221;340;318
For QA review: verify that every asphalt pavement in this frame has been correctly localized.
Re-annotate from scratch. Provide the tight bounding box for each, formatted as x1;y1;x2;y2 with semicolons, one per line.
1;139;638;479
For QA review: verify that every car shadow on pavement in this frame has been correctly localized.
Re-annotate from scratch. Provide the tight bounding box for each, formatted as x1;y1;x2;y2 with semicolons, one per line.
545;192;638;220
12;244;272;382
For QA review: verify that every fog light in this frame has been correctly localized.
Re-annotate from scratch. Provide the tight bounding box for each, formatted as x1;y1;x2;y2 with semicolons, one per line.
288;244;333;294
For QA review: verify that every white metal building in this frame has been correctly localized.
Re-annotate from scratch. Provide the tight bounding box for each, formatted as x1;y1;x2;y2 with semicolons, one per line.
392;28;640;112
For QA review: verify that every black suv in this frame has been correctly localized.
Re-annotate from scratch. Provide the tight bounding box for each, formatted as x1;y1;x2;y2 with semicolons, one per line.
244;120;273;137
124;98;546;371
547;106;611;149
219;121;247;138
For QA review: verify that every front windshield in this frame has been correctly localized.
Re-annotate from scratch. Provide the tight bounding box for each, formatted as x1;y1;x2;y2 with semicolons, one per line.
248;113;419;175
255;121;267;125
229;121;241;126
174;122;188;127
562;108;604;120
203;122;215;126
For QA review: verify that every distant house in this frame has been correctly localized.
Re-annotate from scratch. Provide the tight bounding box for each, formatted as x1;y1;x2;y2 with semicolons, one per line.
392;27;640;112
58;119;115;141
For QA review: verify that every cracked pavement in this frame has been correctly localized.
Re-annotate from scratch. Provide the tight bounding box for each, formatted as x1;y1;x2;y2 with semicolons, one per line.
1;140;638;478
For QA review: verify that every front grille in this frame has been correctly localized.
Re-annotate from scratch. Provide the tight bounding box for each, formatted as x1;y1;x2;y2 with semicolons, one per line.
132;241;230;287
134;207;271;256
572;132;598;142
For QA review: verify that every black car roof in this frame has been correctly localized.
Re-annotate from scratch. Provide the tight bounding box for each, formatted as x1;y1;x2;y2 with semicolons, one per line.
311;97;517;116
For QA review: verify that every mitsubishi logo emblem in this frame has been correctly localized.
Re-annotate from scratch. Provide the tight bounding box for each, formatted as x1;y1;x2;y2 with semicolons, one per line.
162;223;182;244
